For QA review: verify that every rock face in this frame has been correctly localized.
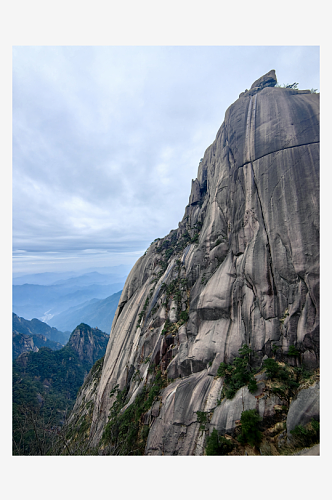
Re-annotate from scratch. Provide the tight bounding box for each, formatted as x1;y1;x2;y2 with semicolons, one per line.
250;69;277;90
67;323;109;365
12;332;39;359
286;381;320;435
69;71;319;455
12;331;63;359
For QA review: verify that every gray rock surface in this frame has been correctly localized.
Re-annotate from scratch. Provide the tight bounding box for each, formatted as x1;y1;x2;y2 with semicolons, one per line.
67;323;109;365
12;331;63;359
209;386;256;435
293;443;320;455
250;69;277;90
12;332;39;359
68;71;320;455
286;382;320;435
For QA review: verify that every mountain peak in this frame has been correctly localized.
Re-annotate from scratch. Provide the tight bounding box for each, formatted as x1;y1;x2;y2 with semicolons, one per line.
250;69;277;90
68;323;109;364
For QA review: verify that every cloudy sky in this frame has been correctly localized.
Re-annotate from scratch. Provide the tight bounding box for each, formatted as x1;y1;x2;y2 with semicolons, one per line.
12;46;320;275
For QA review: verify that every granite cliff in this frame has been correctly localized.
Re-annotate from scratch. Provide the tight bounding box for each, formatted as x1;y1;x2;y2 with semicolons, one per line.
64;71;319;455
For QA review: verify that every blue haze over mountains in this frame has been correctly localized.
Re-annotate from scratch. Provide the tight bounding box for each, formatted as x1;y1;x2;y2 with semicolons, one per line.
47;292;122;334
12;265;130;332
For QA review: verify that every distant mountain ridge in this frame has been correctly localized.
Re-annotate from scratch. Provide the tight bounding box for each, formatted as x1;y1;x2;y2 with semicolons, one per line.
13;271;78;286
51;272;125;287
13;280;125;320
12;268;128;322
13;312;70;345
48;291;122;333
12;265;131;286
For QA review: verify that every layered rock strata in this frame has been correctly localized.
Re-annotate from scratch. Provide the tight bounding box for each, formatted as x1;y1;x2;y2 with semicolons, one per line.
68;71;320;455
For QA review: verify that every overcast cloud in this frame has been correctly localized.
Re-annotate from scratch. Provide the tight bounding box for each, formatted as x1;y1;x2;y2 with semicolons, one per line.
12;46;320;275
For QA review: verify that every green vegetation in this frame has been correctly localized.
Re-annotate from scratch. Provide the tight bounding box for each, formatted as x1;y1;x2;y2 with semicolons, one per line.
101;368;167;455
205;429;234;455
238;409;262;447
274;82;319;94
136;285;158;329
263;357;280;379
292;366;312;381
90;356;104;378
161;308;189;336
191;232;199;243
180;310;189;323
290;419;319;448
287;345;300;357
52;356;105;455
157;265;189;337
201;273;209;285
136;295;150;328
164;278;183;306
14;345;87;400
155;225;202;272
213;235;226;248
206;350;318;455
279;308;289;325
275;82;299;89
195;411;209;432
13;325;108;455
150;238;161;246
161;319;171;335
13;331;63;360
216;345;257;399
262;357;299;406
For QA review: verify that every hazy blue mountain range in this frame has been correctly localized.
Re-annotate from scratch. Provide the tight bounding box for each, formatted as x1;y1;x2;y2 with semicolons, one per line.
48;291;122;333
13;277;125;321
12;265;131;286
51;271;125;287
13;312;70;344
13;271;79;286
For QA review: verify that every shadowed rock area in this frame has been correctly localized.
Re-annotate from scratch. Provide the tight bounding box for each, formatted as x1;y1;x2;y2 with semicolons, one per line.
64;71;319;455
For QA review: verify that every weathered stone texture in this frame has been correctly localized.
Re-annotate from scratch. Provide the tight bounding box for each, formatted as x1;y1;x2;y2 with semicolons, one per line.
74;71;319;454
286;382;320;435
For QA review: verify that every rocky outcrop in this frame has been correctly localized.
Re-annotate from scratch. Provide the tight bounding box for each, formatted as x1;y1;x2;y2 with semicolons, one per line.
12;332;39;359
286;381;320;435
12;331;63;359
67;71;319;455
67;323;109;365
250;69;277;90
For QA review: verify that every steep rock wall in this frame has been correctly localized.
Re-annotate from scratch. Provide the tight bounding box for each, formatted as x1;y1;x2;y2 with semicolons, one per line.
73;71;320;454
